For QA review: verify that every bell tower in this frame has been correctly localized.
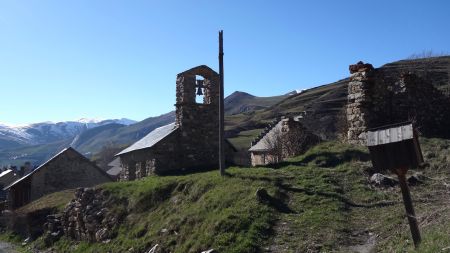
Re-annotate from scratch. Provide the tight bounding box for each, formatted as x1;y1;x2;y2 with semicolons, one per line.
174;65;220;169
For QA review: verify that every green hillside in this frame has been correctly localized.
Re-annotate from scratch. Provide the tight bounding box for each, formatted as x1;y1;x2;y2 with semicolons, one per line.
226;56;450;150
10;138;450;253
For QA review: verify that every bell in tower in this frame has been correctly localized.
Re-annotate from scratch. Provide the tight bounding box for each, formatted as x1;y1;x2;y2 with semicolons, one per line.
196;79;204;96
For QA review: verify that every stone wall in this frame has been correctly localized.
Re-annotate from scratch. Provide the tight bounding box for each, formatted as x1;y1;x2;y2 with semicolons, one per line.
347;61;450;144
347;62;375;144
175;66;221;170
119;65;233;178
59;187;122;243
250;117;320;166
29;148;112;201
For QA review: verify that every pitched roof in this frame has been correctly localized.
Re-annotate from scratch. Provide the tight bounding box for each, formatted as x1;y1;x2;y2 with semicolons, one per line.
248;121;284;152
116;123;178;156
106;157;122;176
106;166;122;176
107;157;121;167
0;169;13;179
3;147;111;190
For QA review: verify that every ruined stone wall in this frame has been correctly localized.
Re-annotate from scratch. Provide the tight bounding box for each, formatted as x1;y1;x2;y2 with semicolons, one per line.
346;62;375;144
347;61;450;144
29;149;111;202
60;187;123;243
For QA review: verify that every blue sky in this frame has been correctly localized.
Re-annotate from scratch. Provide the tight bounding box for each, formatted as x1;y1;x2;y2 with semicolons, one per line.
1;0;449;125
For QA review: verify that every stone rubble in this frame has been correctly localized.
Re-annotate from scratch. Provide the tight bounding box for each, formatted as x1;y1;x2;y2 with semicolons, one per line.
53;187;123;243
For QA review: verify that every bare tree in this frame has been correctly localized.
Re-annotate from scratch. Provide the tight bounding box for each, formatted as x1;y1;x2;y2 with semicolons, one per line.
262;120;320;165
262;127;283;164
94;142;125;171
407;50;448;60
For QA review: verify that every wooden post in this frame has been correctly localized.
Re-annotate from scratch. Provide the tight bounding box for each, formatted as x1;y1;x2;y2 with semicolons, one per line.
395;167;422;248
218;30;225;176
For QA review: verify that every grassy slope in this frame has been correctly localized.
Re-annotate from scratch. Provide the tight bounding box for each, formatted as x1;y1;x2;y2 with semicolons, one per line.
12;139;450;253
15;189;76;215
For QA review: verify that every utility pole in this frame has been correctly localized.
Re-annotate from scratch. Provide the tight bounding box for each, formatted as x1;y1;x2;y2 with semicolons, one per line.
218;30;225;176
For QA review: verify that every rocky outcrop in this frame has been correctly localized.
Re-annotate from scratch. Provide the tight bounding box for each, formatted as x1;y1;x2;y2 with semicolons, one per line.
59;187;124;243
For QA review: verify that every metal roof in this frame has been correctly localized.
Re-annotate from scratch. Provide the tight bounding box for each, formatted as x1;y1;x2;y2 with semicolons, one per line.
248;121;284;152
116;123;178;156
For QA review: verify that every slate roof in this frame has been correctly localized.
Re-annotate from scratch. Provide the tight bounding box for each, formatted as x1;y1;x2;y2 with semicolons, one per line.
116;123;178;156
107;166;122;177
107;158;122;176
0;169;13;179
248;121;284;152
0;169;18;188
108;157;121;167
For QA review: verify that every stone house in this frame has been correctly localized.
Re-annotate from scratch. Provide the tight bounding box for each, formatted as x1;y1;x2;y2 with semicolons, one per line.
116;65;236;179
249;117;319;166
3;147;112;209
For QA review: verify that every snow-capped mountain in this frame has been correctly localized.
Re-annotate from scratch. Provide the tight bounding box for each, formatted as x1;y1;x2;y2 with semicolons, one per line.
0;118;136;148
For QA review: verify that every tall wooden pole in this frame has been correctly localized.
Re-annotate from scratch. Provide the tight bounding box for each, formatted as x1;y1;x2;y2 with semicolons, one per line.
219;30;225;176
395;167;422;248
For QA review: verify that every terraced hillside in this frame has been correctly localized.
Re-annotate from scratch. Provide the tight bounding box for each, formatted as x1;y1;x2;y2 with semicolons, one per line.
228;56;450;150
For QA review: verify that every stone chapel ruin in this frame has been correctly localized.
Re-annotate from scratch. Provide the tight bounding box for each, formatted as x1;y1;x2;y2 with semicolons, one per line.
117;65;235;179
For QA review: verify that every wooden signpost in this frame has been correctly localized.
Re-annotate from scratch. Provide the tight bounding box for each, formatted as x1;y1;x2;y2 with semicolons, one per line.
366;122;424;248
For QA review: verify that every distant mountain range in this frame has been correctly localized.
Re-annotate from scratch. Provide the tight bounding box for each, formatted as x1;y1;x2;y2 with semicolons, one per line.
0;118;136;148
0;92;287;166
3;56;449;167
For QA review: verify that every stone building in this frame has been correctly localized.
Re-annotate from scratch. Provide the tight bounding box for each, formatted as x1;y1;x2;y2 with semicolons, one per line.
249;117;319;166
117;65;236;179
4;147;112;209
347;61;450;144
0;169;18;201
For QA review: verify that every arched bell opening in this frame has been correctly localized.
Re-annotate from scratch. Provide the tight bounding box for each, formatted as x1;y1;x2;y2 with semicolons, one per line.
195;75;206;104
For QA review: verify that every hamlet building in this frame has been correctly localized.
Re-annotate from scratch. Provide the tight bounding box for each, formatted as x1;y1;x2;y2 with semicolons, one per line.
4;147;112;209
249;117;319;166
116;65;236;179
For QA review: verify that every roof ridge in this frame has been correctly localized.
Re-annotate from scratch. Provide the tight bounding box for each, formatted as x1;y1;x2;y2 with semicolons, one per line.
250;117;282;147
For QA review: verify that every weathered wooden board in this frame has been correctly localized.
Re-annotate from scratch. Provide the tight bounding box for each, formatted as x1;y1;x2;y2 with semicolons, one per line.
367;124;414;146
366;123;423;171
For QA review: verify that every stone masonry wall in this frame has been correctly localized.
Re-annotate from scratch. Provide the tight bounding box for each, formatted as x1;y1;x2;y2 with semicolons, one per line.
347;62;375;144
347;61;450;144
119;65;231;178
29;149;111;202
60;187;123;243
175;66;221;170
